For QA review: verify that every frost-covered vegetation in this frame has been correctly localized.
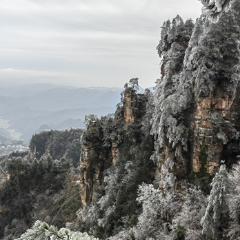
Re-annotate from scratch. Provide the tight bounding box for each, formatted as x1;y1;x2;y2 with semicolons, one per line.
107;161;240;240
200;0;232;21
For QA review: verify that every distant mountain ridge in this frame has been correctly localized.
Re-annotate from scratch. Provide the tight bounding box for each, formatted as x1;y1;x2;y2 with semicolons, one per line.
0;84;124;144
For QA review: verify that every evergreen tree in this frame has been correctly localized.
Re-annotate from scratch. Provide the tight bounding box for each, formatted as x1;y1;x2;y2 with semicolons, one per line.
201;164;230;239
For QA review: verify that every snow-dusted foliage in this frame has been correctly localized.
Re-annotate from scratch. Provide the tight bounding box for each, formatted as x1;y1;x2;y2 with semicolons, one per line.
225;160;240;239
173;187;207;240
157;16;193;58
123;183;180;240
184;17;205;69
133;184;162;239
200;0;232;21
101;116;123;147
76;166;124;235
151;72;192;154
153;2;240;150
201;164;230;239
186;10;240;97
84;114;98;128
160;157;176;191
17;220;99;240
126;78;139;91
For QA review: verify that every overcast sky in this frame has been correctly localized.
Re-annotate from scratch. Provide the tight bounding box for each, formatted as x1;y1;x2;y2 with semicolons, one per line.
0;0;202;89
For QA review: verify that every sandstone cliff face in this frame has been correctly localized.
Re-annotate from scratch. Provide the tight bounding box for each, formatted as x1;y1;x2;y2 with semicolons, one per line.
123;88;146;124
191;84;240;176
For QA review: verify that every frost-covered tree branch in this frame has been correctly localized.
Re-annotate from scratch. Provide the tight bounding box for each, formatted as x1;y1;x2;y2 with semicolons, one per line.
16;220;99;240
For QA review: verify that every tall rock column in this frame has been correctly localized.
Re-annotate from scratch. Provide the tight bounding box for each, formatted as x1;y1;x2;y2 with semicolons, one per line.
188;8;240;177
152;16;194;191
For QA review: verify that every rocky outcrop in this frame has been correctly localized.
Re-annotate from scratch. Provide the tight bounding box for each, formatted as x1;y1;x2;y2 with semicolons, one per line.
123;88;147;124
79;87;150;209
77;11;240;238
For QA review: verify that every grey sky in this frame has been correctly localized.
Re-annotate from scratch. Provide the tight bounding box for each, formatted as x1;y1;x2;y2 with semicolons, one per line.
0;0;202;88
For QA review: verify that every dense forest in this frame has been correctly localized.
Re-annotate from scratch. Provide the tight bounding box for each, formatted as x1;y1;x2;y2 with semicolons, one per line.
1;0;240;239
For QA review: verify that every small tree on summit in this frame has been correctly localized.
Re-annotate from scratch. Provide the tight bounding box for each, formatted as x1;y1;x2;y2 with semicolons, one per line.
84;114;98;128
124;78;139;91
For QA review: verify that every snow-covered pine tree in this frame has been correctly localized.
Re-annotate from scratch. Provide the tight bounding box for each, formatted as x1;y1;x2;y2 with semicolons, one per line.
201;164;230;239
